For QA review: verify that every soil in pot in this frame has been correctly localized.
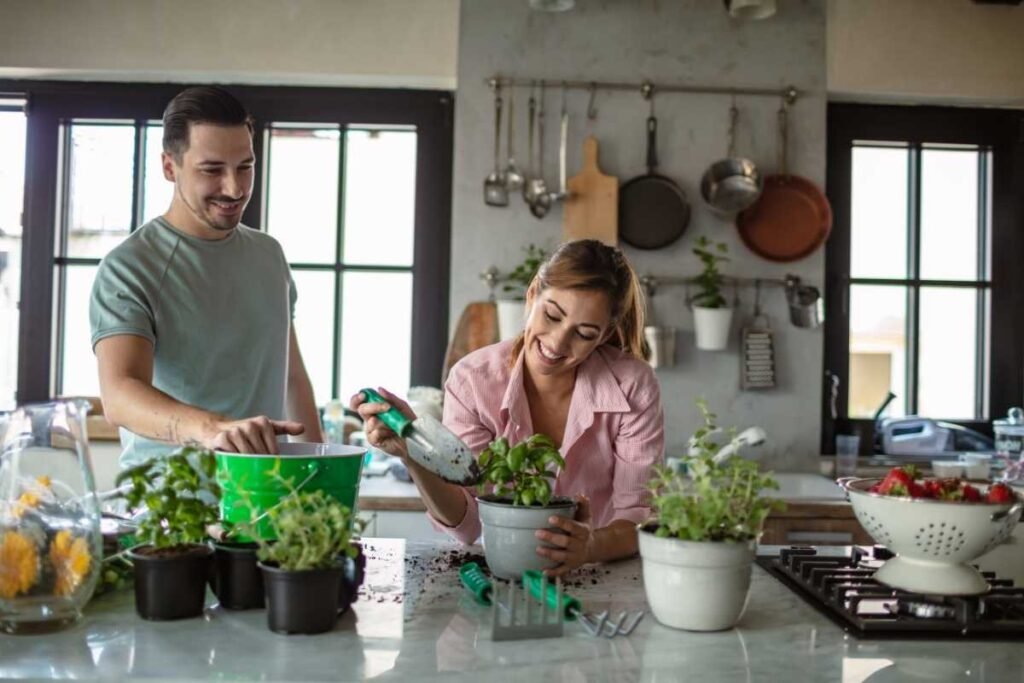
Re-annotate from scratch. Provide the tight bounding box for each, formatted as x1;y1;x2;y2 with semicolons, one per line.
260;562;343;635
128;544;214;620
212;542;265;610
477;495;577;580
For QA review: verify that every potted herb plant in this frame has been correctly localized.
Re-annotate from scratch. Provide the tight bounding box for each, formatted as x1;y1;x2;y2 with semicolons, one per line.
254;489;365;635
638;400;783;631
497;243;547;341
691;236;733;351
118;446;220;620
475;433;576;579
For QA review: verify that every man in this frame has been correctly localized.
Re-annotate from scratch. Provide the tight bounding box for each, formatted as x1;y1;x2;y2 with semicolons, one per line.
90;86;322;467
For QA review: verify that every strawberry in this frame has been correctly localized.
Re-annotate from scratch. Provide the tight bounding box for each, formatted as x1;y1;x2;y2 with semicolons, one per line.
961;484;983;502
877;465;919;496
907;481;927;498
922;479;945;499
986;482;1016;505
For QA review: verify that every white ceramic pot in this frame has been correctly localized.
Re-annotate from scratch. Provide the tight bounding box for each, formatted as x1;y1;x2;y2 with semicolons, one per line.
692;306;734;351
496;299;526;341
638;526;755;631
477;496;577;579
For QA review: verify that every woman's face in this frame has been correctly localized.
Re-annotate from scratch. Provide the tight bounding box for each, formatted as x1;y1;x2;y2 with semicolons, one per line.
523;286;613;378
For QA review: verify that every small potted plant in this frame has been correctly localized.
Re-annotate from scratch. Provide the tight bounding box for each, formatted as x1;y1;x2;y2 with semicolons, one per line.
497;243;547;341
254;489;365;634
475;433;576;579
118;446;220;620
638;400;783;631
691;236;732;351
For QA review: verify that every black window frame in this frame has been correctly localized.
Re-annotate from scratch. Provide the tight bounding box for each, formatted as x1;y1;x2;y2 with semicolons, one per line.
823;103;1024;453
9;80;454;405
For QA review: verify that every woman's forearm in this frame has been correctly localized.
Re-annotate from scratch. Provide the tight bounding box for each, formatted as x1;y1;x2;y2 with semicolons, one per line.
404;457;470;528
589;519;640;563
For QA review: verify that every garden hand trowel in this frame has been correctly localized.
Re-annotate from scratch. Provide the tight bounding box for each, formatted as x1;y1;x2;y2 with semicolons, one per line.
360;388;481;486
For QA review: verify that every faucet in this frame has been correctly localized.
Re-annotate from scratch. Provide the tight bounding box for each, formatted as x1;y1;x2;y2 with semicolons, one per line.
688;426;768;465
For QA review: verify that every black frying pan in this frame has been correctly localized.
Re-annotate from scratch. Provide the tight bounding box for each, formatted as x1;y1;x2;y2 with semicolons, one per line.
619;115;691;249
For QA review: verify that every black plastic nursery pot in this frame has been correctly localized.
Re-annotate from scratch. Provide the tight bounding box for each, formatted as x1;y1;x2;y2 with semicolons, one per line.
128;544;214;620
212;542;265;610
260;562;343;635
338;543;366;614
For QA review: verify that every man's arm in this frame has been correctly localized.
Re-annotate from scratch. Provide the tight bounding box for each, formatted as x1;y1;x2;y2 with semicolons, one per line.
95;334;303;453
285;326;324;443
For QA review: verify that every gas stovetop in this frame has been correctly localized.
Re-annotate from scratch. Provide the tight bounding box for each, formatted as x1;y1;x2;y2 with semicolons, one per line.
756;545;1024;639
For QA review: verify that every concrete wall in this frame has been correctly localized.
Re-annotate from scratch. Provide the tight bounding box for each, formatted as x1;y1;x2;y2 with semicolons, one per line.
453;0;827;466
828;0;1024;106
0;0;459;89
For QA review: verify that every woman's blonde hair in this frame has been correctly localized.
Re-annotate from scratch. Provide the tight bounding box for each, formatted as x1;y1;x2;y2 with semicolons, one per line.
509;239;647;366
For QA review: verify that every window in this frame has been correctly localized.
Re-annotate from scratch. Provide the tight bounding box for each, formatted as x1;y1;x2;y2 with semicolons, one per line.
824;104;1024;451
0;97;26;410
9;82;453;408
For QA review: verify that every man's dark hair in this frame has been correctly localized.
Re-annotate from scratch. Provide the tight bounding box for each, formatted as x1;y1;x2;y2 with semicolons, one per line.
162;86;254;161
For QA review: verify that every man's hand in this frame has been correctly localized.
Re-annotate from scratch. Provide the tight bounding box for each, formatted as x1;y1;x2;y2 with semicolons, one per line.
349;387;415;460
203;416;304;454
535;496;593;578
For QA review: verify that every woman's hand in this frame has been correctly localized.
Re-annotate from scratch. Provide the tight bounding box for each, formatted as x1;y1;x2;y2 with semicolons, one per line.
349;387;416;461
535;496;593;578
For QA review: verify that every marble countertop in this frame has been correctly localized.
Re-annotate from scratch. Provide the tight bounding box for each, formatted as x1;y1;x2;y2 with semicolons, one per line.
2;539;1021;682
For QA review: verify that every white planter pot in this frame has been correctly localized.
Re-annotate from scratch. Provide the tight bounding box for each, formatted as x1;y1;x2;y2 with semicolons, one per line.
692;306;734;351
496;300;526;341
477;496;577;580
638;526;755;631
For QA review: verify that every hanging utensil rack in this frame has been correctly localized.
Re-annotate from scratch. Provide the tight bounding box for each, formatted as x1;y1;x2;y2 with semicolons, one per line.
486;76;800;104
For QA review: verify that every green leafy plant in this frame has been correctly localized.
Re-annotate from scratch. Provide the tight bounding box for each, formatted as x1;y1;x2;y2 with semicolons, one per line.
502;243;548;300
254;488;365;572
116;446;221;550
692;236;730;309
477;433;565;506
648;400;783;542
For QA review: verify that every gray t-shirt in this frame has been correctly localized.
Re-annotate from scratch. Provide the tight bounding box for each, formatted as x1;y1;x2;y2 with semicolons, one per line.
90;217;296;468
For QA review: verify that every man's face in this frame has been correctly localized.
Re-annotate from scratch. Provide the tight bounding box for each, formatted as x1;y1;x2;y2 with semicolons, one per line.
162;123;254;234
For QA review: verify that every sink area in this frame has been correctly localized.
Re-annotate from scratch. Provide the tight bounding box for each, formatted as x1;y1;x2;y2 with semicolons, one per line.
770;473;846;500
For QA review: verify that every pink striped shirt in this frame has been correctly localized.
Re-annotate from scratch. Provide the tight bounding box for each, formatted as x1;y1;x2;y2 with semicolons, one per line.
430;340;665;544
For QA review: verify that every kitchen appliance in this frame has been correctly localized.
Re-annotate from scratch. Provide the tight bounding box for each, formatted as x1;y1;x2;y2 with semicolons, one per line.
619;89;690;249
360;388;479;486
841;477;1022;595
756;545;1024;639
872;391;994;456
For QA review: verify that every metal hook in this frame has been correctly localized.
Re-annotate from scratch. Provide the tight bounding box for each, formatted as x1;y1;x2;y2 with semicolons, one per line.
488;77;500;93
641;81;655;116
753;279;762;317
587;82;598;120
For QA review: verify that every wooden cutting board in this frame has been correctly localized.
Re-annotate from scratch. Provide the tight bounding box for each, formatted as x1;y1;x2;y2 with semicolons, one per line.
563;136;618;246
442;301;499;384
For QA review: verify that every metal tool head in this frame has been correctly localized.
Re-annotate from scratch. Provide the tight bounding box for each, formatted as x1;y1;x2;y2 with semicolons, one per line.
405;414;481;486
491;577;564;641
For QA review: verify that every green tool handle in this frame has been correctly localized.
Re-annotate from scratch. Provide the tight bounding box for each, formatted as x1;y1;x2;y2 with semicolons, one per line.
459;562;492;606
522;570;581;621
360;387;413;437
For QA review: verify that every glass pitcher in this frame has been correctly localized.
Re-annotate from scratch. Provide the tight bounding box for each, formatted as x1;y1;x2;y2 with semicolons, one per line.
0;399;102;633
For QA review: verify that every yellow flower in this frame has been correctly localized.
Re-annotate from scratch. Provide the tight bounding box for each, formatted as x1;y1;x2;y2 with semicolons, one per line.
49;530;92;597
13;492;40;518
36;476;52;489
0;531;40;598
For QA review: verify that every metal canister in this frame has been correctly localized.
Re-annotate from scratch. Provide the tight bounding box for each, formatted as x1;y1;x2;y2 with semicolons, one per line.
993;407;1024;459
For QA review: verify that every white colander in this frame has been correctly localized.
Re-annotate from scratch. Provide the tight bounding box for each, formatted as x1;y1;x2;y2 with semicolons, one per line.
841;477;1023;596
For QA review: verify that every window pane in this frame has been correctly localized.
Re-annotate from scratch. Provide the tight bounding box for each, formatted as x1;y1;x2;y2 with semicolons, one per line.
343;129;416;267
339;271;412;403
918;287;980;419
66;124;134;258
0;109;26;409
851;146;908;279
920;148;980;281
60;265;100;397
849;285;907;418
266;126;340;264
141;123;174;223
291;269;335;406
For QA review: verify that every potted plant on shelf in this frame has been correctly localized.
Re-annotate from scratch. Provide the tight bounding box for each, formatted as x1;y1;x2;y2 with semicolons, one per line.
118;446;220;620
638;400;783;631
691;236;732;351
475;433;576;579
497;243;547;341
253;489;365;634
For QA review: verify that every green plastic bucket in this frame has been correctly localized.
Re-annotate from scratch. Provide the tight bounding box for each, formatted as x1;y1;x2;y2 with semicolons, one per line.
215;442;366;541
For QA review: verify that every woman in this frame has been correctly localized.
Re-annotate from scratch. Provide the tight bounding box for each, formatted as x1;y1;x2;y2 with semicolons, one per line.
351;239;664;577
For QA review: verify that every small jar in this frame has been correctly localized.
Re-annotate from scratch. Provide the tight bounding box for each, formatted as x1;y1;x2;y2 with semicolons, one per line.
994;407;1024;482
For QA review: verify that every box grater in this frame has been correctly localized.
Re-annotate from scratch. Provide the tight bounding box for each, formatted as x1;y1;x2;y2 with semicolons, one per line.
741;281;775;390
